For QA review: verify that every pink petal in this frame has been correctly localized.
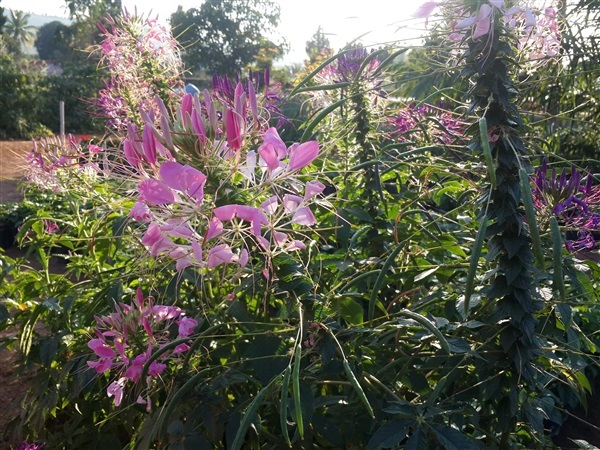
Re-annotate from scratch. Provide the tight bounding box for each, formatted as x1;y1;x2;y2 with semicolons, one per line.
305;180;326;200
261;196;278;214
142;124;157;165
176;257;192;271
87;358;112;373
192;240;203;262
207;244;237;268
159;161;185;191
287;240;307;251
191;108;207;143
206;217;223;240
261;128;287;158
123;139;141;168
181;93;193;120
288;141;319;171
129;201;152;222
258;142;281;173
283;194;303;213
138;179;175;206
173;343;190;354
292;206;317;226
107;379;126;407
214;204;237;221
239;248;249;267
135;288;145;308
178;316;198;337
148;360;166;377
524;7;536;27
182;165;206;201
142;222;162;246
273;231;288;246
248;81;258;120
472;4;492;40
225;109;242;150
88;338;116;359
455;15;477;30
412;1;439;19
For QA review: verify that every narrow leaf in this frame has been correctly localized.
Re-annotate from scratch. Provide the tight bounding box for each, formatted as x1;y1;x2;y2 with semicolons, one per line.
479;117;496;188
464;217;487;318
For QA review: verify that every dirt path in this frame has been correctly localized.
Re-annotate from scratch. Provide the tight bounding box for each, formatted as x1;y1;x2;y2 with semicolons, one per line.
0;140;31;203
1;140;34;447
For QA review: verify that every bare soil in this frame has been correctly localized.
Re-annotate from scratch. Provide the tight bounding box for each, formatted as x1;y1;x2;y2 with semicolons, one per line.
0;140;35;449
0;140;30;203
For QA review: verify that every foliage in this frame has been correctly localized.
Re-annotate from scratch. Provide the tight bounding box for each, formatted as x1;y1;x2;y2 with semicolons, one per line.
35;21;75;62
38;62;102;134
0;1;7;35
170;0;286;75
2;10;37;55
64;0;121;21
305;26;333;64
3;4;600;450
0;53;52;138
0;51;101;138
523;1;600;168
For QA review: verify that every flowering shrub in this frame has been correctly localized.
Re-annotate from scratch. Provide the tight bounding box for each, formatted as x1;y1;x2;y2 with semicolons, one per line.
96;10;184;131
87;288;197;410
5;4;600;450
415;0;561;69
533;159;600;252
25;134;102;192
120;80;323;278
391;101;468;145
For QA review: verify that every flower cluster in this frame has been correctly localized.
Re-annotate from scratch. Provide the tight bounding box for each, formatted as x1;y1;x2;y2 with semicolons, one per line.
414;1;561;64
96;10;184;131
391;102;468;146
533;159;600;253
212;70;286;128
15;442;46;450
87;288;197;410
312;47;386;108
119;77;323;275
25;134;102;192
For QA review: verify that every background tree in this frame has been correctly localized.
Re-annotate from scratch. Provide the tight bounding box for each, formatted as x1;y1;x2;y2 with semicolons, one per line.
62;0;121;55
3;10;37;55
170;0;286;76
305;26;332;63
0;1;7;34
64;0;121;21
35;21;75;61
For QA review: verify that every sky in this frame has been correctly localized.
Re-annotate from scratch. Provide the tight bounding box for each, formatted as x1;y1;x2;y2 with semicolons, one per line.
1;0;424;64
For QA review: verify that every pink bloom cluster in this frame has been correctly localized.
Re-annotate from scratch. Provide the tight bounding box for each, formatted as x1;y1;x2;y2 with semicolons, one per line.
87;288;198;410
120;80;323;274
25;134;102;192
312;47;385;108
391;102;468;146
96;10;184;131
414;1;560;62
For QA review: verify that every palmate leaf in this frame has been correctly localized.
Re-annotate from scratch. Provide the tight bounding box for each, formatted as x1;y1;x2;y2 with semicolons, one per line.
430;425;483;450
365;420;411;450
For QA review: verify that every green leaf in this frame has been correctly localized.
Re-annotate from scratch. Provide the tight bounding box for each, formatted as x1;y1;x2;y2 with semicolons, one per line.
231;379;275;450
431;425;482;450
405;426;427;450
366;420;411;450
414;267;438;282
336;297;364;325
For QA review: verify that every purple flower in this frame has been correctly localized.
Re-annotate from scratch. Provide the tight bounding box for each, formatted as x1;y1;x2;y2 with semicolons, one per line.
15;442;46;450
